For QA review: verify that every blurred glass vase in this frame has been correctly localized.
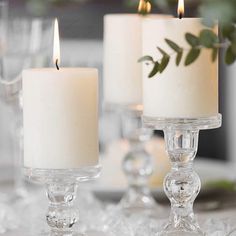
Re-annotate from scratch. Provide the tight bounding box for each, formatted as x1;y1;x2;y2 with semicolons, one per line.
103;104;165;218
0;18;54;201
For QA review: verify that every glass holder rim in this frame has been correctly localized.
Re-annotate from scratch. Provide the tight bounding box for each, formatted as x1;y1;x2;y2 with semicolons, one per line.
23;164;102;183
142;113;222;130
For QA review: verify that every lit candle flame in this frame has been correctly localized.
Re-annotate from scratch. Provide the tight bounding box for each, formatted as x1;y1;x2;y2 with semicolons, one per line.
146;1;151;13
53;18;60;69
138;0;151;14
177;0;184;19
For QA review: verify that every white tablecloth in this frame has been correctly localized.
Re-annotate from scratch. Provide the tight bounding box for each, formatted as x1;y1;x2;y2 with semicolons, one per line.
3;206;236;236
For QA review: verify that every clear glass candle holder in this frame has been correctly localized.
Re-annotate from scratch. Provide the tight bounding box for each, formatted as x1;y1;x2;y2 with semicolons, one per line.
103;104;164;217
24;165;101;236
143;114;222;236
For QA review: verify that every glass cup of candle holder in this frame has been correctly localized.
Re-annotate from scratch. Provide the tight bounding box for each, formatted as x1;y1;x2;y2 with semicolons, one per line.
143;114;222;236
0;18;54;201
104;104;165;217
24;165;101;236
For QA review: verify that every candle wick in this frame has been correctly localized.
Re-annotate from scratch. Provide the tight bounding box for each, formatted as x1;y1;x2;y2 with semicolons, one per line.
178;13;183;19
55;59;60;70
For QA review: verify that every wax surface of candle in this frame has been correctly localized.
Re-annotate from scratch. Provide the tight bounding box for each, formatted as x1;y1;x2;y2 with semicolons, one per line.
103;14;171;107
23;68;99;169
104;14;143;106
142;18;218;118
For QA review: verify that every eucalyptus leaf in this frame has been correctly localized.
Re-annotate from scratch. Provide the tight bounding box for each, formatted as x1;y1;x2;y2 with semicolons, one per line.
159;55;170;73
165;39;181;52
176;49;183;66
139;0;236;76
185;48;201;66
199;29;218;48
225;46;236;64
157;47;168;56
138;55;154;63
212;48;218;62
148;62;159;78
185;33;199;47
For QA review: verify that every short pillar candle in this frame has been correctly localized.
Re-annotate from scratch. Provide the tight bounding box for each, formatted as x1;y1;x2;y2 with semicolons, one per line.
23;68;99;169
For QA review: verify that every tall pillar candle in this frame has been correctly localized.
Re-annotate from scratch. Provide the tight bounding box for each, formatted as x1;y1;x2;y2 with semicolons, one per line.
103;14;142;106
142;18;218;118
103;14;171;106
23;68;99;169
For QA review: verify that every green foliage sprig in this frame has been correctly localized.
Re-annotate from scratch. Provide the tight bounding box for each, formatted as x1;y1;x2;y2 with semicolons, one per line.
135;0;236;78
139;26;235;78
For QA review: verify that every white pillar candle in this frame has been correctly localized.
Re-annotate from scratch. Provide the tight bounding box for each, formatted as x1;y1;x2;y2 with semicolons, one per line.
23;68;99;169
103;14;171;106
142;18;218;118
23;19;99;169
103;14;142;106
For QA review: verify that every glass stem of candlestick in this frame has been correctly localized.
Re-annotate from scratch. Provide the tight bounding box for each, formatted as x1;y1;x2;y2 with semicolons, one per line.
142;115;222;235
118;107;165;217
162;127;203;235
46;181;79;235
120;138;156;215
24;166;101;236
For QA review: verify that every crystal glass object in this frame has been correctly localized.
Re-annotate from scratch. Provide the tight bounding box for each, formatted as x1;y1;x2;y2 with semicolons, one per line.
0;2;20;233
0;18;53;200
24;166;101;235
143;114;222;235
0;1;7;57
120;108;160;216
104;104;164;217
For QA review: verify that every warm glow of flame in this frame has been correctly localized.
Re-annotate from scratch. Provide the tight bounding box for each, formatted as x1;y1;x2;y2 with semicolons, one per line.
177;0;184;18
138;0;151;14
53;18;60;67
138;0;144;12
146;1;151;13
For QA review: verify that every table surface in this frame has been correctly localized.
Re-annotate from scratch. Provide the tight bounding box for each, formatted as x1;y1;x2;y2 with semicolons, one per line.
3;187;236;236
2;158;236;236
4;209;236;236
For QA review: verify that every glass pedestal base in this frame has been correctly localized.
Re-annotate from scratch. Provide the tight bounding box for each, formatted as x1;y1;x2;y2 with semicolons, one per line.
24;165;101;236
143;114;222;236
